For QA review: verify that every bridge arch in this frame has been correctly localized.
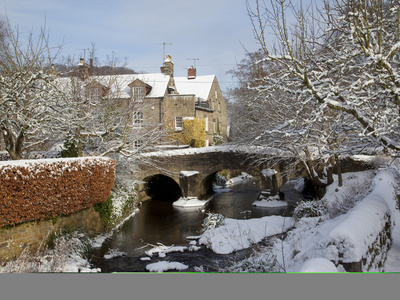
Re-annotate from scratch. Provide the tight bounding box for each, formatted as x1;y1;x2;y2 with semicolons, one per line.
142;174;182;202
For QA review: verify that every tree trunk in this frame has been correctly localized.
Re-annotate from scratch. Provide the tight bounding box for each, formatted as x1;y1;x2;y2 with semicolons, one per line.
1;127;24;160
335;154;343;187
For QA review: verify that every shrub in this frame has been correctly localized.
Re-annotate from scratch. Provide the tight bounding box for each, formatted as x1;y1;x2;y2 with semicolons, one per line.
213;132;223;145
293;200;328;220
60;134;79;158
202;212;226;232
0;157;116;227
94;183;138;230
94;195;114;229
167;118;206;147
223;251;281;273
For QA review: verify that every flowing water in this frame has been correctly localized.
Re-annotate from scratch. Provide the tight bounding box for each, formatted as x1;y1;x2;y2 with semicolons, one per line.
90;177;291;272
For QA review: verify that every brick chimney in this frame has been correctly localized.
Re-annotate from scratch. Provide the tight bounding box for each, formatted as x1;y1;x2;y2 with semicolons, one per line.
188;67;196;79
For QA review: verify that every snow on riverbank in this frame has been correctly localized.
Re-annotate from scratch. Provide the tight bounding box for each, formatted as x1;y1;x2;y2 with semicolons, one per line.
197;216;295;255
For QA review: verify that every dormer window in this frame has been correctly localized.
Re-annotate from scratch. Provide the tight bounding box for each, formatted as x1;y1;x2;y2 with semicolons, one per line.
87;87;101;101
133;86;144;102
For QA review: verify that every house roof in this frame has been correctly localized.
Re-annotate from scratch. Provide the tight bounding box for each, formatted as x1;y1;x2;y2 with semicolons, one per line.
55;73;171;99
174;75;216;101
56;73;217;101
97;73;171;98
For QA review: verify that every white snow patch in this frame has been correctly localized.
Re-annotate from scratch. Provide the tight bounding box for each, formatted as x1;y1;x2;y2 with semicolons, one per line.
262;168;277;177
145;244;188;257
172;197;209;208
145;261;188;272
104;248;127;259
225;172;253;186
180;170;199;177
253;199;288;208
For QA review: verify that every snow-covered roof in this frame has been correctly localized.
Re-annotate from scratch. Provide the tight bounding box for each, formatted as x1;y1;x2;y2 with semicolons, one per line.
174;75;216;101
56;73;217;101
93;73;171;98
55;73;171;99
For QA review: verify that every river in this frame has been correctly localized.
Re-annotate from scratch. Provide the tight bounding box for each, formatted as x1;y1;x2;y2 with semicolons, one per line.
89;176;291;272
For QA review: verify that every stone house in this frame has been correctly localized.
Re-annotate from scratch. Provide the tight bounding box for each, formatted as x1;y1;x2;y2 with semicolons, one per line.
64;55;228;148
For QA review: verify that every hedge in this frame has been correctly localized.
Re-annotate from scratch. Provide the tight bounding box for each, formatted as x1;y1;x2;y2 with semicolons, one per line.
0;157;116;228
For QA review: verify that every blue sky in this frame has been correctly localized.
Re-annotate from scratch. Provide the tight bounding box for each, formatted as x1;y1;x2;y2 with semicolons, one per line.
0;0;263;93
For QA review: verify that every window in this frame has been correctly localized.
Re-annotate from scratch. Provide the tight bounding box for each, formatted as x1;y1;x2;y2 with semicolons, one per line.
87;87;102;101
133;111;144;127
175;116;183;131
205;117;208;132
132;87;144;102
134;140;143;148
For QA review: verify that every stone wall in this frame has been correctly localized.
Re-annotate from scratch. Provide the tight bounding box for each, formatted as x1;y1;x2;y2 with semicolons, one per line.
0;206;104;261
332;214;392;272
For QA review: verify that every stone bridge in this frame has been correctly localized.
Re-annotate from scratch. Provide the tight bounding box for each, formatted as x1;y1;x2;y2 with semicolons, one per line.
135;146;301;202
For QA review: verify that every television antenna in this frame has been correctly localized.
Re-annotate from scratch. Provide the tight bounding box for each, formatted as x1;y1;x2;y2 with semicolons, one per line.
76;48;90;61
187;58;199;68
157;42;172;62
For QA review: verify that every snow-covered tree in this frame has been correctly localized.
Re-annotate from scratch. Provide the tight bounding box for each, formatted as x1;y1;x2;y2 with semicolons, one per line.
241;0;400;187
55;54;164;160
0;16;63;159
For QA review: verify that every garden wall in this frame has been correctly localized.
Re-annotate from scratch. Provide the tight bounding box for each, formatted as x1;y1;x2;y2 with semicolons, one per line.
0;157;116;261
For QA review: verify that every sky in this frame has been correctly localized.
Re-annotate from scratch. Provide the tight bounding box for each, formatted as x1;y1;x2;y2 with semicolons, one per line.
0;0;264;94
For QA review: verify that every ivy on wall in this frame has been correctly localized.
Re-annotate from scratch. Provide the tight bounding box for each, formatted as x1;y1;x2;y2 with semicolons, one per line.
168;118;206;148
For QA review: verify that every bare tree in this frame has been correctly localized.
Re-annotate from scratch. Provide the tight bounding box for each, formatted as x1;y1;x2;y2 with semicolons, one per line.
0;16;63;159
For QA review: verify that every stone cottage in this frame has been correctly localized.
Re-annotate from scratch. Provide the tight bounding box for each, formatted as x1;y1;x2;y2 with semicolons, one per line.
62;55;228;148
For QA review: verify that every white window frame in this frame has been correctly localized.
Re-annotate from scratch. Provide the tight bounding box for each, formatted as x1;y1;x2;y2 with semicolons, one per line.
205;117;208;132
134;140;144;148
133;111;144;127
133;87;144;102
175;116;183;131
